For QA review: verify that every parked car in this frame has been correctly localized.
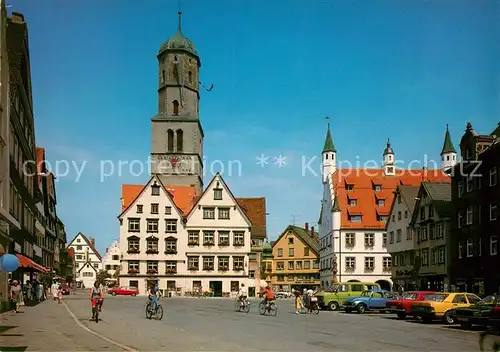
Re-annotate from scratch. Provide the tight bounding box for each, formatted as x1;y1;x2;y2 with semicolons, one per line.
490;306;500;332
314;282;381;311
385;291;436;319
108;286;139;296
455;295;500;329
410;292;481;324
276;291;292;299
343;289;397;314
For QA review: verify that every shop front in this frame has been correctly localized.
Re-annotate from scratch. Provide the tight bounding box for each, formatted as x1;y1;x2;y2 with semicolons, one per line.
417;274;448;292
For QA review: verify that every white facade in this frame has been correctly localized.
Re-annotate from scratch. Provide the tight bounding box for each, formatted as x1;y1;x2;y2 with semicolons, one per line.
119;173;253;296
318;175;335;287
67;233;102;288
102;241;121;277
386;186;418;289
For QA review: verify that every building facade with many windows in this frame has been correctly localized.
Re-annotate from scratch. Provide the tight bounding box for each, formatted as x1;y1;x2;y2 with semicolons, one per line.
67;233;102;288
385;185;419;291
410;182;452;292
119;173;260;296
265;224;320;291
449;122;500;295
318;124;451;290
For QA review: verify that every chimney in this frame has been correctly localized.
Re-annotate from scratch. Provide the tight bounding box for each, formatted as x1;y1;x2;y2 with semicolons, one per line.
305;222;309;232
311;226;314;235
89;237;95;248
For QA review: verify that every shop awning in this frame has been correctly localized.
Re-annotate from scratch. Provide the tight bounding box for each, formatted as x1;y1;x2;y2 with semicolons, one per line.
16;254;49;273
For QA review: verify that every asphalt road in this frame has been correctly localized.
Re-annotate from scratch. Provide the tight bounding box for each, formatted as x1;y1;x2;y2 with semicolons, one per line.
63;293;481;351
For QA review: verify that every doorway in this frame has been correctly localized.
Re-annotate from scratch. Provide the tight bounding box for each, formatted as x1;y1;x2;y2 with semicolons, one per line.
209;281;222;297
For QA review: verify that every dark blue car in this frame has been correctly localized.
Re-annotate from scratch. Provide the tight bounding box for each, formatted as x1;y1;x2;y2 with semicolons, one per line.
343;289;397;314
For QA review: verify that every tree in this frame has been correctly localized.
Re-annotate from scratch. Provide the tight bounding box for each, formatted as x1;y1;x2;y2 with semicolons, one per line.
96;270;110;286
113;266;121;286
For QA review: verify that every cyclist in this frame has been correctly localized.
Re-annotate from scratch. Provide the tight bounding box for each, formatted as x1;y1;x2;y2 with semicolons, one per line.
262;284;275;308
89;281;103;316
148;283;159;312
237;283;247;307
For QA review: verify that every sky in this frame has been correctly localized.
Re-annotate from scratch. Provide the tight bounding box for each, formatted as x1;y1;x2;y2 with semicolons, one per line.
11;0;499;255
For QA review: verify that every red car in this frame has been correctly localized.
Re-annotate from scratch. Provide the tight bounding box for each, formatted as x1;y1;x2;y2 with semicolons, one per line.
108;286;139;296
386;291;436;319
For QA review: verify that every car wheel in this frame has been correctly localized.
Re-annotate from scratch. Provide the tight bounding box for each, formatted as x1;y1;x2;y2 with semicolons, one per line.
356;303;367;314
328;301;340;311
397;312;407;319
444;311;455;325
131;293;136;297
111;292;116;296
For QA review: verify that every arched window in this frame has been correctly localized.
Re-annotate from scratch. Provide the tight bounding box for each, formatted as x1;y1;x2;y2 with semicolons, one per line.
167;129;174;152
161;70;165;83
188;71;192;83
176;129;183;152
173;100;179;115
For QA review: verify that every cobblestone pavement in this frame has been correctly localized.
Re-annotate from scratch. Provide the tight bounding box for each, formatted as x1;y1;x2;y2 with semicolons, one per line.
0;296;120;351
61;292;481;351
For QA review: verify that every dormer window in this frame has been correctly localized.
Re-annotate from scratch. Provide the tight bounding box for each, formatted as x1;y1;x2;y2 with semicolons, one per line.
345;184;354;191
376;199;385;206
348;198;357;206
349;215;362;222
151;183;160;196
373;184;382;191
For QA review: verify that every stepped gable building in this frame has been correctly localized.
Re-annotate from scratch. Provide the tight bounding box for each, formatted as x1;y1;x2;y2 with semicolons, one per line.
318;124;451;290
118;13;267;296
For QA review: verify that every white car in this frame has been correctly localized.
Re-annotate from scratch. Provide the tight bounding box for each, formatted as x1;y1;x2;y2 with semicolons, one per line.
276;291;292;299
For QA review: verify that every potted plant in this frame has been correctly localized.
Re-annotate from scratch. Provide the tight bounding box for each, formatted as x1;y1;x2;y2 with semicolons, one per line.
219;265;229;271
128;268;139;275
188;265;198;271
127;248;140;254
203;241;214;246
147;269;158;275
188;240;199;246
219;240;229;246
165;268;176;274
165;249;177;254
234;241;244;247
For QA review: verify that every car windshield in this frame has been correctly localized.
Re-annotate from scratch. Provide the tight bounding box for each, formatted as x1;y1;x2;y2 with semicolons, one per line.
477;296;497;305
326;284;348;292
402;292;418;300
360;291;371;297
424;294;448;302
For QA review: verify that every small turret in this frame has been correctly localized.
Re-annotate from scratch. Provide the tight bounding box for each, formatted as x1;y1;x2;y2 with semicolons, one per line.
382;139;395;176
441;124;457;171
322;122;337;183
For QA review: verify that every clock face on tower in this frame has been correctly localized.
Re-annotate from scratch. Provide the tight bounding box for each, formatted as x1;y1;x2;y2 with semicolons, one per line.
156;155;195;174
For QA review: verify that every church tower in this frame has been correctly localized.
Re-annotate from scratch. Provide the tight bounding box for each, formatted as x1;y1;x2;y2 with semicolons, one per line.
383;139;395;176
440;124;457;171
150;12;204;194
322;123;336;183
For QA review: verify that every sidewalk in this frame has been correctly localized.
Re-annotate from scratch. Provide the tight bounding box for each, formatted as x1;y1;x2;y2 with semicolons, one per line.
0;298;120;351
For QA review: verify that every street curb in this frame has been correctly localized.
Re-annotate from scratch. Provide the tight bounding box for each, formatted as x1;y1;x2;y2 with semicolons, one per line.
62;300;137;352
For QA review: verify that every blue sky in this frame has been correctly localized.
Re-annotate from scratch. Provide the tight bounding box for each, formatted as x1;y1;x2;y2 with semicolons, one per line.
13;0;498;254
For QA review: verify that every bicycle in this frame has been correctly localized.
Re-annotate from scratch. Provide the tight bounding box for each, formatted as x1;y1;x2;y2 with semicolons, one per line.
234;297;251;313
91;298;100;323
259;300;278;316
479;329;500;351
145;297;163;320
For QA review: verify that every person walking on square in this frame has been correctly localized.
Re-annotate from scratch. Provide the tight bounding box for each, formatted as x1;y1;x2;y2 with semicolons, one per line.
10;280;24;313
57;284;63;304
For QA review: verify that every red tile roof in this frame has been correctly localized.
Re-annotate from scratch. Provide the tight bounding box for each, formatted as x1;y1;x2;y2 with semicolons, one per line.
332;168;450;229
236;197;267;239
121;184;197;215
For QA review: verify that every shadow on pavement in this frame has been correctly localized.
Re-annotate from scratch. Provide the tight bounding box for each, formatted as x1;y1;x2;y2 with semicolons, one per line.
0;325;27;350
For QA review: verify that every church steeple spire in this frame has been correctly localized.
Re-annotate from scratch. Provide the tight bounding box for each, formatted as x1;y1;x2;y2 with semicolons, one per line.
323;123;336;153
177;11;182;33
441;124;457;171
322;120;337;183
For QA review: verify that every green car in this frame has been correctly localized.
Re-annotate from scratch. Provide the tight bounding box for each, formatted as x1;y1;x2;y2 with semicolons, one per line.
314;282;381;311
455;295;500;330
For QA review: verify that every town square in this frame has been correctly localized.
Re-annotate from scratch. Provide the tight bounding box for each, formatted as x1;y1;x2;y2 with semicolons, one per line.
0;0;499;351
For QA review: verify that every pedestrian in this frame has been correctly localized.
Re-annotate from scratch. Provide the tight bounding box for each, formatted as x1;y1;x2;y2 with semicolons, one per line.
10;280;24;313
57;284;63;304
51;281;59;301
293;289;301;314
25;280;33;304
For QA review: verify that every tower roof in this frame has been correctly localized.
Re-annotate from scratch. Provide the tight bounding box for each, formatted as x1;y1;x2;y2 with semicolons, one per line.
158;12;198;57
383;139;394;155
322;123;336;153
441;124;456;155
